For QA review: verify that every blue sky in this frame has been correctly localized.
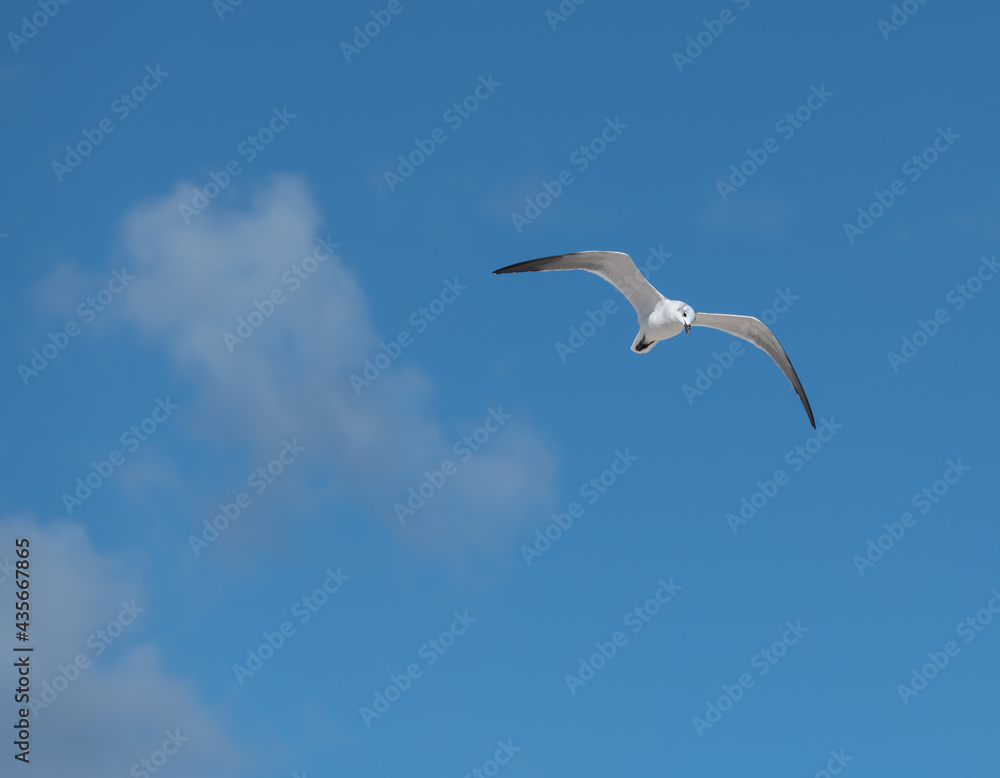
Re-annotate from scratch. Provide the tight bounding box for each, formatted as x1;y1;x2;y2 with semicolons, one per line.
2;0;999;775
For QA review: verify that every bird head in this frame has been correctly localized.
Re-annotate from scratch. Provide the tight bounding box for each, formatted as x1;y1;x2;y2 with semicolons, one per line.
677;303;695;335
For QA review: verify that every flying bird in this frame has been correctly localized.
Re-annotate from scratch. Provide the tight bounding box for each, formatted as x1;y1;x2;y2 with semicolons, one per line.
493;251;815;427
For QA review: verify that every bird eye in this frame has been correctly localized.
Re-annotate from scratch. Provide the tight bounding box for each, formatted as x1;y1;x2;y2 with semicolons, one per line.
682;311;687;317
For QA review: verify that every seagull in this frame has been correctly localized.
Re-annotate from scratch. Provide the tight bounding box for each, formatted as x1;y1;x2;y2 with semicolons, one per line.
493;251;815;427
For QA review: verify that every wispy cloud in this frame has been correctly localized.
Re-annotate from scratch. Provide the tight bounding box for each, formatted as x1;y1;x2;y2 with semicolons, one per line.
0;514;242;777
107;175;555;559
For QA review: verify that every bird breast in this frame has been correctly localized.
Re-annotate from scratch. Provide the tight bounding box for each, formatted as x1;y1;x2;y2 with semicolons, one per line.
645;305;685;340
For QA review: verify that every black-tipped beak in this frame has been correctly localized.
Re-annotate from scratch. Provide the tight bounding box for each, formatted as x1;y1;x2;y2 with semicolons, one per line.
684;323;691;336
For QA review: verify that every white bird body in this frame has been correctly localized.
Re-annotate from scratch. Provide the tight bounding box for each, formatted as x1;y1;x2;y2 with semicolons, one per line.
640;300;686;347
494;250;815;427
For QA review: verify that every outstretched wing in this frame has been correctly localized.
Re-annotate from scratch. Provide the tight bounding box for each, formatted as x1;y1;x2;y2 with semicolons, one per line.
493;251;664;319
692;312;815;428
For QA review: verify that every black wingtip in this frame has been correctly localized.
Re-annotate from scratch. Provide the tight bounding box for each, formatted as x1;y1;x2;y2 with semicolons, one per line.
493;257;547;275
803;398;816;429
493;253;590;276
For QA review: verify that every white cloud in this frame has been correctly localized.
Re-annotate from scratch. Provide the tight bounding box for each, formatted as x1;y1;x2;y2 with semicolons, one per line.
111;174;556;557
0;514;244;777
